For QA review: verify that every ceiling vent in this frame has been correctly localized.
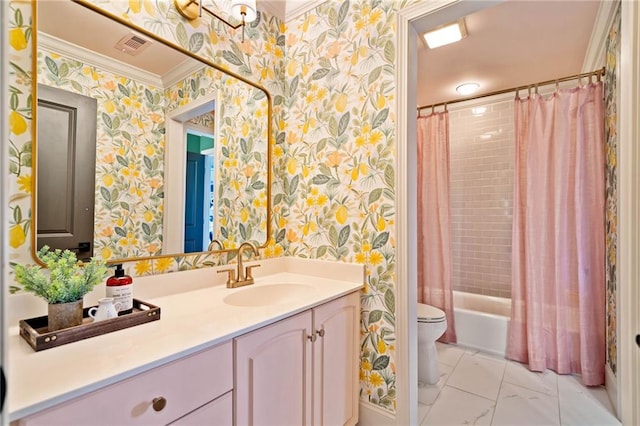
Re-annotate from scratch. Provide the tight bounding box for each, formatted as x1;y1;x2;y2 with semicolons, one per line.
114;33;152;56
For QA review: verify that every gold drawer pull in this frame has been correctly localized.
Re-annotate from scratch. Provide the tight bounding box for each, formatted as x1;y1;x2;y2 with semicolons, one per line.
152;396;167;412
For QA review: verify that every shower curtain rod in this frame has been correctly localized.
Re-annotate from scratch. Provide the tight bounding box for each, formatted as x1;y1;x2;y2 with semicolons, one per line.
417;67;605;114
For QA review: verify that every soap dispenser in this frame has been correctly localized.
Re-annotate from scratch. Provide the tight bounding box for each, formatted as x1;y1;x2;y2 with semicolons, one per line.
106;264;133;315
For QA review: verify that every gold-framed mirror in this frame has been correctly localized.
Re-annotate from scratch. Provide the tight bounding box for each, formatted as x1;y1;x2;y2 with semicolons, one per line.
31;0;271;265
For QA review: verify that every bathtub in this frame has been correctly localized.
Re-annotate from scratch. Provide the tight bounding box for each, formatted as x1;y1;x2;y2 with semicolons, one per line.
453;290;511;357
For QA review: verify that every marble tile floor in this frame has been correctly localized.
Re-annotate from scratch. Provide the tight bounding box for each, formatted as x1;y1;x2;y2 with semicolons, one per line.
418;343;620;426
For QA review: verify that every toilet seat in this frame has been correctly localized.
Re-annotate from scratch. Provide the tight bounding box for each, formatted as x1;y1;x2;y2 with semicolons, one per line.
417;303;446;323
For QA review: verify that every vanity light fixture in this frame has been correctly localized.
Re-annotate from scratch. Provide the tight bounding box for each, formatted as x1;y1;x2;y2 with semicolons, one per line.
174;0;257;42
422;19;467;49
456;82;480;96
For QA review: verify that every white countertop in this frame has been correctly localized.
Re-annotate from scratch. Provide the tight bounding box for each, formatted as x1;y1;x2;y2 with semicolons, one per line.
7;257;364;421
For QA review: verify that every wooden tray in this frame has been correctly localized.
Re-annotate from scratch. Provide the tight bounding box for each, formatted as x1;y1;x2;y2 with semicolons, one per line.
19;299;161;352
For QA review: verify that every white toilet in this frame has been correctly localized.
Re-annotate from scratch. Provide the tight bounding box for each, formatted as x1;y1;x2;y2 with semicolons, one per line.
417;303;447;385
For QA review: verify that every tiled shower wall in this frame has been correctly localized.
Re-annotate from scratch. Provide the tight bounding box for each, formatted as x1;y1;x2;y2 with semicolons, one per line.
449;101;515;298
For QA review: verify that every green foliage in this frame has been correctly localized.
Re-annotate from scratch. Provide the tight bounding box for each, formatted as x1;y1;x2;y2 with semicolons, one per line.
13;246;108;304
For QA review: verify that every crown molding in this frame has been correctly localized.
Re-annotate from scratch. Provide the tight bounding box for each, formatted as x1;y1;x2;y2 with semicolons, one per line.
161;60;207;88
582;0;618;72
284;0;326;22
38;32;163;88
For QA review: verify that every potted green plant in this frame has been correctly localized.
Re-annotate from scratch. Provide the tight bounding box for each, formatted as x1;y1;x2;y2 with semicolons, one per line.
13;246;109;331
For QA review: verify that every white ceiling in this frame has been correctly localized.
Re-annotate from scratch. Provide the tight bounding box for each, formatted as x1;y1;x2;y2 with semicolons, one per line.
414;0;602;107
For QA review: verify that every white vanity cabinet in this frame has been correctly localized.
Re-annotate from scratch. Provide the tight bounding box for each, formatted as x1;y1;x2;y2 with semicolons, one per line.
312;291;360;425
234;291;360;426
12;341;233;426
9;282;362;426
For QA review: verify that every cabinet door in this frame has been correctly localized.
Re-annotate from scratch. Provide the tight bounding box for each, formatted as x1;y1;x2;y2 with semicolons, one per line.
171;391;232;426
312;292;360;426
235;311;313;426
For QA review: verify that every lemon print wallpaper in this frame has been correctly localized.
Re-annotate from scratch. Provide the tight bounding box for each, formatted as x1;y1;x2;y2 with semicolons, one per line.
282;1;407;409
165;68;269;250
604;4;620;377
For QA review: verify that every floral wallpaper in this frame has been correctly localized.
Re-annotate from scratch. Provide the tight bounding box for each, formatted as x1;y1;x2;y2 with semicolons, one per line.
165;68;269;249
37;47;166;261
605;3;620;376
282;0;406;412
216;75;269;248
7;1;35;291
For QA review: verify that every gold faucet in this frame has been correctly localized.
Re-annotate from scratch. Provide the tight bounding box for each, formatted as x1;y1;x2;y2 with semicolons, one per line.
207;239;224;251
218;242;261;288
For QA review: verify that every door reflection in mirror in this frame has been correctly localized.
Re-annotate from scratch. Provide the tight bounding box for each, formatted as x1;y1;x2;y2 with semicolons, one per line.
184;129;215;253
37;84;97;261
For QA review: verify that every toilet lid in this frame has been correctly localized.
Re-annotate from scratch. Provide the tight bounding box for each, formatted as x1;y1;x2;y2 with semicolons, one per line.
417;303;446;323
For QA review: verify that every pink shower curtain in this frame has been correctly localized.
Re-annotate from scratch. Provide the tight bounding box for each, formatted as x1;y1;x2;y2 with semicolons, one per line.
417;112;456;343
507;82;605;385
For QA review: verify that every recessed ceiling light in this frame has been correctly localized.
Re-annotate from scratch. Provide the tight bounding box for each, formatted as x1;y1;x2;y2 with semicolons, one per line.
422;19;467;49
456;83;480;96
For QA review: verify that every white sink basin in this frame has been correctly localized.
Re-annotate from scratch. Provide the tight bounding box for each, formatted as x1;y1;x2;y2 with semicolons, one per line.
223;283;316;307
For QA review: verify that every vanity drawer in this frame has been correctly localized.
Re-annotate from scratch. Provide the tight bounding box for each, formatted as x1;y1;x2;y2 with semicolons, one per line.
170;391;232;425
15;341;233;426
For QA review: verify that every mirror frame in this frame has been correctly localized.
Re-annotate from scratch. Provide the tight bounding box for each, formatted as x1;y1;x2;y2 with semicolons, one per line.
30;0;272;266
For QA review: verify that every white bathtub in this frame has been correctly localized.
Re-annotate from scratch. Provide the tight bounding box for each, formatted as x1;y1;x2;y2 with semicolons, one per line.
453;290;511;357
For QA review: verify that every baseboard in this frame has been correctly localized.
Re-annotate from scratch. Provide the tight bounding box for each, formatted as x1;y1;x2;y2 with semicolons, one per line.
605;364;619;419
358;401;396;426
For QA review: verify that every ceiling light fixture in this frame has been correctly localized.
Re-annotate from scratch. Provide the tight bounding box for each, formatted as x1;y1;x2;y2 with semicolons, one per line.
456;83;480;96
174;0;257;42
422;19;467;49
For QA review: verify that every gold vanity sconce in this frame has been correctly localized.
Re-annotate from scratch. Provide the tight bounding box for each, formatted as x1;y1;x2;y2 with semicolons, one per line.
174;0;257;42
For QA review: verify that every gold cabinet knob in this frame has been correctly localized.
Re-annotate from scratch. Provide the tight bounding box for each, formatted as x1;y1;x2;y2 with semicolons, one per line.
152;396;167;412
